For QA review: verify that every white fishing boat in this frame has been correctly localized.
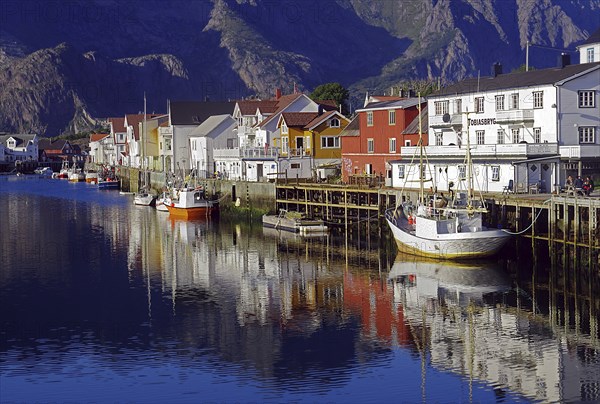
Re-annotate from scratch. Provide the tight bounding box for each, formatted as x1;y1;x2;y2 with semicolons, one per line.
155;190;170;212
68;164;85;182
55;160;70;179
85;170;99;184
262;209;328;235
34;167;53;178
385;98;510;259
134;190;156;206
165;186;217;219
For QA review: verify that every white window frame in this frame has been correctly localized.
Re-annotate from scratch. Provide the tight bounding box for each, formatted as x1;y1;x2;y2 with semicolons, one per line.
329;118;340;128
367;138;374;153
458;165;466;179
491;166;500;181
389;138;396;153
495;95;505;111
388;110;396;125
366;111;373;127
587;47;594;63
510;93;519;109
435;133;443;146
281;122;288;134
578;90;595;108
404;140;411;147
512;128;520;143
435;101;449;116
454;99;462;114
321;136;340;149
398;165;405;178
533;127;541;143
533;91;543;109
497;129;505;144
475;97;484;113
579;127;595;144
476;130;485;145
282;136;289;154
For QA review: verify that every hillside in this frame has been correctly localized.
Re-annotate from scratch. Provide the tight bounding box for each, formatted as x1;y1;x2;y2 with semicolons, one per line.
0;0;598;135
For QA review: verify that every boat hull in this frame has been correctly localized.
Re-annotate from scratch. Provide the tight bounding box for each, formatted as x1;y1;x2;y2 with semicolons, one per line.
97;180;119;189
262;214;328;234
385;209;510;259
166;204;215;219
134;194;155;206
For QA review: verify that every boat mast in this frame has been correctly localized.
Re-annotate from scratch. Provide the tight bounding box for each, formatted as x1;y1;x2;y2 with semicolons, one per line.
418;93;424;204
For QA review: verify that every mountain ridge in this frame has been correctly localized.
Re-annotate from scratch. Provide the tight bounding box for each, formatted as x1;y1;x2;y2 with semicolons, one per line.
0;0;598;136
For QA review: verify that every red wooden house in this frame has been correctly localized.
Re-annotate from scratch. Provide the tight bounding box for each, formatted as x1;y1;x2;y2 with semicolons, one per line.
340;97;426;184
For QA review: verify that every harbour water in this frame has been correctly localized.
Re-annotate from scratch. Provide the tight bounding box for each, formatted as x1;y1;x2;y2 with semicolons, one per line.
1;176;599;403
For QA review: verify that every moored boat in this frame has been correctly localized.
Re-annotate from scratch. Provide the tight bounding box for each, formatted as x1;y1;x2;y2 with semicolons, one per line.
68;164;85;182
262;210;328;235
155;191;170;212
34;167;53;178
55;160;70;179
165;186;217;219
134;190;156;206
85;171;99;184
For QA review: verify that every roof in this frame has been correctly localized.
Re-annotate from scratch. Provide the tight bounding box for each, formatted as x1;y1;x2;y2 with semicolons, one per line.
402;105;429;135
108;117;126;133
257;94;305;128
38;138;69;151
237;100;279;115
280;112;319;127
431;62;600;97
1;134;36;146
305;110;349;130
189;115;236;138
90;133;110;142
170;101;235;125
338;116;360;137
125;114;161;141
357;98;423;112
315;99;338;111
578;28;600;47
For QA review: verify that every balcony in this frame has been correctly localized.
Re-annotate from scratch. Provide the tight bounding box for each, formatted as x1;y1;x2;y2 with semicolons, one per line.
560;144;600;159
401;142;558;159
213;146;280;160
495;109;534;124
429;113;463;128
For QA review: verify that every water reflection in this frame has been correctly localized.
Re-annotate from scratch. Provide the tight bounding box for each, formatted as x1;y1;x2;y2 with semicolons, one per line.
1;177;599;403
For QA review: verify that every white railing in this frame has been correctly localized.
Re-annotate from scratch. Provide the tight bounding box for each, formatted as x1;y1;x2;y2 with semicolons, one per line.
496;109;534;123
560;145;600;158
213;146;280;159
429;113;463;128
401;142;559;158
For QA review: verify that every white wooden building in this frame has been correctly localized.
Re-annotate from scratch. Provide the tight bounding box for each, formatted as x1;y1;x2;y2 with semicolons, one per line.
391;60;600;194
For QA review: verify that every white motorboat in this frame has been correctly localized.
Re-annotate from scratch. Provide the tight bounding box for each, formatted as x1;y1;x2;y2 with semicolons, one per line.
262;209;328;235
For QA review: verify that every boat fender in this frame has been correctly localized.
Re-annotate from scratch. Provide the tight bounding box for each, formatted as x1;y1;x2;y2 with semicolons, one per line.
170;203;175;207
408;216;414;225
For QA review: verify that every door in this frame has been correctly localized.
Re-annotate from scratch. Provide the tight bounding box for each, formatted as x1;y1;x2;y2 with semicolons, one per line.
257;163;263;181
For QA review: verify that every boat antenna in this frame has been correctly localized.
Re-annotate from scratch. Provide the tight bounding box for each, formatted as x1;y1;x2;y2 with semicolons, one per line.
418;92;424;204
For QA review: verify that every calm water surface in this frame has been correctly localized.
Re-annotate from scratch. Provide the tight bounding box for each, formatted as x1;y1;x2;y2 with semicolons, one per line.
1;176;598;403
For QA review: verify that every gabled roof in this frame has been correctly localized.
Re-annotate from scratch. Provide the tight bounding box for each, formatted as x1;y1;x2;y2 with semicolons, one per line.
1;134;36;147
237;100;279;115
338;116;360;137
189;115;236;138
38;138;69;152
402;105;429;135
305;110;349;130
125;114;161;141
315;99;338;111
170;101;235;125
280;112;319;128
431;62;600;97
90;133;110;142
257;94;307;128
578;28;600;47
357;98;423;112
108;117;126;133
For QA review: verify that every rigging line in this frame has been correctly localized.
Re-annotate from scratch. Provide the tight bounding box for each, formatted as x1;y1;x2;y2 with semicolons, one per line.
500;198;551;235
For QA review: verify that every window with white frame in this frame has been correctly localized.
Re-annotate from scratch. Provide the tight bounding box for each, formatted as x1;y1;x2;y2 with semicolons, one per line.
165;139;172;151
367;111;373;126
282;136;289;154
476;130;485;145
388;110;396;125
533;91;543;109
454;99;462;114
475;97;484;113
435;133;443;146
578;90;595;108
367;138;374;153
405;140;411;147
587;48;595;63
191;139;196;151
435;101;449;115
497;129;505;144
389;138;396;153
512;128;520;143
329;118;340;128
533;127;541;143
579;127;595;143
281;122;288;134
491;166;500;181
510;93;519;109
495;95;505;111
458;165;466;179
398;165;405;178
321;136;340;148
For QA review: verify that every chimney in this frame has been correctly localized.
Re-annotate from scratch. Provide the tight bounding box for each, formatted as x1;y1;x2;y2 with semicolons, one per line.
558;53;571;68
492;62;502;77
275;88;282;100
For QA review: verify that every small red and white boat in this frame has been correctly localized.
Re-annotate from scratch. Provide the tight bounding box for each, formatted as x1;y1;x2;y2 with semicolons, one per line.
166;186;217;219
55;160;70;179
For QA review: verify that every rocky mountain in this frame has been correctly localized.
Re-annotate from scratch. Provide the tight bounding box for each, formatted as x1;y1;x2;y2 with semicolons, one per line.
0;0;598;136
